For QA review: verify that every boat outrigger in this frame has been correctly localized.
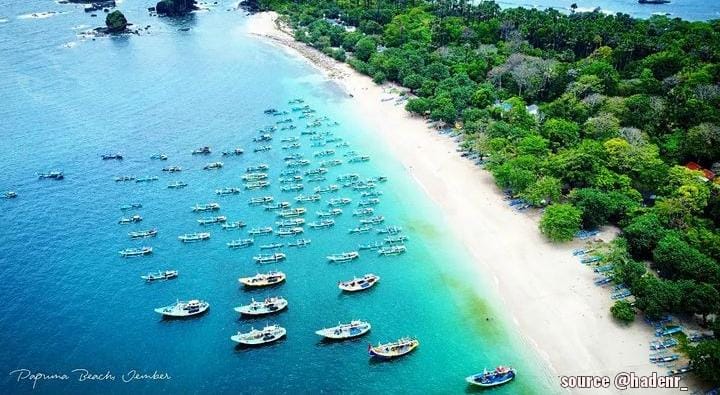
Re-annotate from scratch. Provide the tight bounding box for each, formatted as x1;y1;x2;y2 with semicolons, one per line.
465;366;517;388
338;274;380;292
155;299;209;318
231;324;286;346
315;320;371;340
234;297;288;316
238;271;286;287
368;337;419;359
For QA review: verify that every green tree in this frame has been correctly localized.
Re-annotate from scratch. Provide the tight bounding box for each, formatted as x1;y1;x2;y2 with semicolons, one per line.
623;213;668;259
353;37;376;62
610;300;635;324
521;176;562;206
541;118;580;150
539;203;583;242
688;340;720;386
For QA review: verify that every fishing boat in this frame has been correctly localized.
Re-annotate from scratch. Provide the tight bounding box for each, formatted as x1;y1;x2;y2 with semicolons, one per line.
118;215;143;224
114;175;134;182
234;297;288;316
348;155;370;163
245;180;270;190
328;198;352;207
191;146;211;155
192;203;220;212
215;187;241;196
264;108;278;114
222;148;244;156
313;149;335;158
348;225;372;234
276;118;293;124
280;184;304;192
279;176;303;184
338;274;380;292
288;98;304;104
246;164;269;172
337;173;359;182
638;0;670;4
306;175;327;183
286;159;310;167
280;136;299;143
162;166;182;172
248;227;273;236
466;366;516;387
314;185;339;194
319;159;342;167
222;221;246;230
260;243;284;250
253;134;273;142
167;181;188;189
304;168;327;176
295;194;320;203
264;202;291;211
327;251;359;262
230;324;286;346
238;271;286;287
361;191;383;198
368;337;419;359
141;270;178;282
336;142;350;148
129;228;158;239
203;162;224;170
309;219;335;229
150;153;168;160
135;176;159;183
38;170;65;180
358;241;384;250
650;338;678;350
275;227;304;236
3;191;18;199
287;238;311;247
254;145;272;153
101;153;123;160
276;218;305;227
353;208;374;216
378;245;406;256
178;232;211;242
384;235;408;244
360;216;385;225
119;246;153;257
377;225;402;235
242;172;268;181
197;216;227;225
352;182;376;191
316;320;371;339
358;198;380;207
155;299;209;317
367;176;388;183
249;196;273;205
119;203;143;210
278;208;306;218
282;143;301;150
228;238;254;248
317;208;343;217
254;252;286;264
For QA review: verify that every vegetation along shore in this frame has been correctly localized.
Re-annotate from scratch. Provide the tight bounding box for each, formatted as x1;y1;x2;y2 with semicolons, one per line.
245;0;720;389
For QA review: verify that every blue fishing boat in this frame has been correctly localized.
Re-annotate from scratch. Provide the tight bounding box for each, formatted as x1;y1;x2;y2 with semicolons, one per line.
465;366;516;387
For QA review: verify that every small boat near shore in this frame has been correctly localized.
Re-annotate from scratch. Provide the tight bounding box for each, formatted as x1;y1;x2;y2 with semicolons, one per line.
178;232;210;242
155;299;209;318
316;320;371;340
287;238;311;247
231;324;286;346
249;226;273;236
338;274;379;292
234;297;288;316
141;270;177;282
129;228;158;239
222;221;246;230
353;208;374;217
360;216;385;225
167;181;188;189
317;208;342;217
358;241;383;250
378;245;406;256
368;337;419;359
239;271;286;287
135;176;159;183
216;187;241;195
191;146;211;155
254;252;286;264
203;162;224;170
198;216;227;225
327;251;359;262
278;208;306;218
348;225;372;234
358;198;380;207
228;238;254;248
309;219;335;229
192;203;220;212
119;246;153;257
465;366;516;387
377;225;402;235
249;196;273;205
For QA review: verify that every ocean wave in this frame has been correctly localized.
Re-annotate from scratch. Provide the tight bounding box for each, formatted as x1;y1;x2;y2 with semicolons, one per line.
17;11;66;20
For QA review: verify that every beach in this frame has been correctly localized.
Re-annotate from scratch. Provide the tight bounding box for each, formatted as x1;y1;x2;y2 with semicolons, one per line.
246;11;690;393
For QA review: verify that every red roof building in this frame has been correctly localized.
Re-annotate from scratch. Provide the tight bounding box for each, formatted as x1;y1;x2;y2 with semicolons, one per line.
686;162;716;181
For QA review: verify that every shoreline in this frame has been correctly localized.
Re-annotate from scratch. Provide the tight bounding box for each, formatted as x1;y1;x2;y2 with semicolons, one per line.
246;12;690;393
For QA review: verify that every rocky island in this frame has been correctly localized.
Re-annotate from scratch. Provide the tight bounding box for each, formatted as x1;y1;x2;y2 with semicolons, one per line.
155;0;197;15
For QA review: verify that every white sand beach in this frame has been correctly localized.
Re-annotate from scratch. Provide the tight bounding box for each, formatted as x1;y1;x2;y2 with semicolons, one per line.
246;12;692;393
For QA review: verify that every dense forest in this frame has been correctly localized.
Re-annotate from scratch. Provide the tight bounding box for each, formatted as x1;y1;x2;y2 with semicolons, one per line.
247;0;720;384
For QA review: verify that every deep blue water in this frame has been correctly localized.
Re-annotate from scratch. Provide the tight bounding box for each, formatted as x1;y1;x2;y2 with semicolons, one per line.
0;1;556;394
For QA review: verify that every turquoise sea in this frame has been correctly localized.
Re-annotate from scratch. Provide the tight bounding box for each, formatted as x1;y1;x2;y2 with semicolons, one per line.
495;0;720;21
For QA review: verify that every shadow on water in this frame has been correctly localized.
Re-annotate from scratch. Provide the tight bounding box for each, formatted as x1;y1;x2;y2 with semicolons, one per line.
232;335;287;353
367;352;418;366
156;12;197;31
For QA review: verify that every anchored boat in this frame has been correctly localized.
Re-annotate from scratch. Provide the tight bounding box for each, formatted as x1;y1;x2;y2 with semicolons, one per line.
338;274;380;292
192;203;220;212
155;299;209;317
228;238;254;249
287;238;311;247
222;221;246;230
119;246;153;257
230;324;286;346
368;337;419;359
238;271;286;287
309;219;335;229
327;251;359;262
141;270;178;282
118;215;143;224
234;297;288;316
178;232;210;243
315;320;371;340
254;253;286;264
465;366;516;387
129;228;158;239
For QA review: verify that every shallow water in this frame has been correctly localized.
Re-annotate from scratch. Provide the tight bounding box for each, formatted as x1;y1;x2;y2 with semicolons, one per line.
0;1;556;394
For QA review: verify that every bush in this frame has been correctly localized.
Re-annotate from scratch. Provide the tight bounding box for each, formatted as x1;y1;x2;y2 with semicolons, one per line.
539;203;583;242
611;300;635;324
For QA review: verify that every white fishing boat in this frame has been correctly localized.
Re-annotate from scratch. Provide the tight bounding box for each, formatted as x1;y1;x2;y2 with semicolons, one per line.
348;225;373;234
167;181;188;189
242;172;268;181
234;297;288;316
277;208;306;218
352;208;375;216
249;196;274;205
198;216;227;225
276;218;305;227
314;184;339;194
228;238;254;248
360;216;385;225
216;187;241;195
358;198;380;207
309;219;335;229
287;238;311;247
244;180;270;190
368;337;419;359
326;251;359;262
203;161;224;170
128;228;158;239
295;194;321;202
275;227;304;236
238;271;286;287
230;324;286;346
317;208;342;217
246;164;269;172
328;198;352;207
378;245;406;256
254;253;286;264
260;243;284;250
119;246;153;257
248;226;273;236
141;270;178;282
178;232;211;242
315;320;371;339
264;202;291;211
192;203;220;212
222;221;246;230
118;215;143;224
155;299;209;318
338;274;380;292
